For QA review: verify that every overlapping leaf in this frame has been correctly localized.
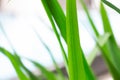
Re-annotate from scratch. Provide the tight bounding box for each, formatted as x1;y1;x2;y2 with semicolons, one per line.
100;2;120;79
41;0;68;72
0;47;29;80
42;0;66;42
87;33;111;65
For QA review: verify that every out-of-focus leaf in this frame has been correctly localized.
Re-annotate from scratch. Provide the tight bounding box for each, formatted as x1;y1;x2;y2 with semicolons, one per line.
32;28;65;80
100;2;120;71
0;23;15;51
29;60;57;80
14;54;40;80
87;33;111;65
79;0;100;37
0;47;29;80
100;2;120;79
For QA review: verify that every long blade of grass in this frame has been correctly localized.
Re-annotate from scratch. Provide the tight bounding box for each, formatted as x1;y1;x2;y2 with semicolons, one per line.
79;0;100;37
43;0;66;42
41;0;68;71
28;60;57;80
100;2;120;72
66;0;95;80
0;47;29;80
14;54;40;80
66;0;85;79
32;28;65;80
97;2;120;79
101;0;120;14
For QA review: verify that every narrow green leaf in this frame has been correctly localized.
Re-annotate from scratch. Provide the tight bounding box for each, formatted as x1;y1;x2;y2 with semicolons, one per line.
29;60;57;80
32;28;65;80
99;2;120;79
79;0;100;37
100;2;120;72
43;0;66;42
66;0;85;79
101;0;120;14
0;47;29;80
66;0;95;80
14;54;40;80
41;0;68;72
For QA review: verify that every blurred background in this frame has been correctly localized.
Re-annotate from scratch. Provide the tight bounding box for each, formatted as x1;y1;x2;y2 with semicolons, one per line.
0;0;120;80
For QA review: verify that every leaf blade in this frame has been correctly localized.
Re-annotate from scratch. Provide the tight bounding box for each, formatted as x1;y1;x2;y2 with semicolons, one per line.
79;0;100;37
66;0;95;80
99;2;120;79
29;60;57;80
44;0;66;42
0;47;29;80
101;0;120;14
41;0;68;71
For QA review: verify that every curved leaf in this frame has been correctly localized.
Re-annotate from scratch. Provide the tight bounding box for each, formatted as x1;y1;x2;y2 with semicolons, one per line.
0;47;29;80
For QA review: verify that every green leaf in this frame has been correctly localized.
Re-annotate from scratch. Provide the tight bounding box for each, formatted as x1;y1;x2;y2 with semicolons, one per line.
29;60;57;80
43;0;66;42
66;0;95;80
100;2;120;79
100;2;120;71
101;0;120;14
14;54;40;80
79;0;100;37
32;28;65;80
0;47;29;80
41;0;68;72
